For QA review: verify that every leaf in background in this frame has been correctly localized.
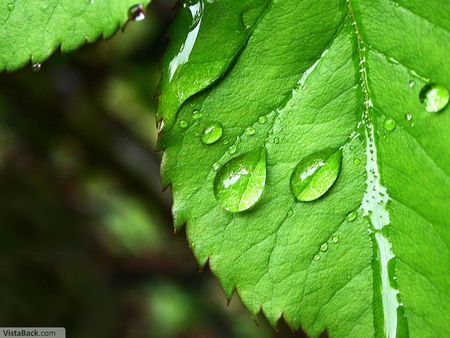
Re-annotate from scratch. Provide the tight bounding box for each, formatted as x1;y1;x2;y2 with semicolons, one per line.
159;0;450;337
0;0;150;72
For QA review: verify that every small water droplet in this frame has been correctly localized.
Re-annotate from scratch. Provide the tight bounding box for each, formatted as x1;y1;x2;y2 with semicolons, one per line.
314;254;321;261
290;148;342;202
384;118;396;131
273;137;279;144
245;127;255;136
405;114;413;121
223;140;229;145
212;162;220;171
128;4;146;21
157;120;164;132
201;121;223;145
408;80;415;88
192;109;203;120
179;120;188;128
228;145;237;155
213;149;267;212
346;211;358;222
287;209;293;217
354;158;361;166
7;2;15;10
346;274;351;280
258;116;267;124
320;243;328;252
332;235;339;243
32;63;41;72
419;83;449;113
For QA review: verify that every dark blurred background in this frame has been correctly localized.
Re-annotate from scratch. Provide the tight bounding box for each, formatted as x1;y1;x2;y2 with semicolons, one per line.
0;1;307;337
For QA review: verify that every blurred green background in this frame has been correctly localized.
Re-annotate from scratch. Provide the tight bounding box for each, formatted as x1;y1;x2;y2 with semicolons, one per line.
0;1;309;337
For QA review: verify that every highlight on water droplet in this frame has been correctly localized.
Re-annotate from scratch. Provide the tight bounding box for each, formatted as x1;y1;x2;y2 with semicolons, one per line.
384;117;396;131
128;4;146;21
320;243;328;252
419;83;449;113
213;149;267;212
201;121;223;145
32;63;41;72
346;211;358;222
290;148;342;202
405;114;413;121
179;120;188;128
192;109;203;120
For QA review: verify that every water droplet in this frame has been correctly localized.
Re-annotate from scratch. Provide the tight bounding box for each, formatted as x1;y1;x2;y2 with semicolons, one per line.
192;110;203;120
332;235;339;243
384;118;396;131
408;80;415;88
7;2;14;10
346;274;351;280
273;137;279;144
245;127;255;136
405;114;413;121
228;145;237;155
314;254;321;261
287;209;293;217
212;162;220;171
320;243;328;252
258;116;267;124
179;120;188;128
290;148;342;202
354;158;361;166
157;120;164;132
201;121;223;145
346;211;358;222
213;149;267;212
31;63;41;72
419;83;449;113
128;4;146;21
223;140;229;145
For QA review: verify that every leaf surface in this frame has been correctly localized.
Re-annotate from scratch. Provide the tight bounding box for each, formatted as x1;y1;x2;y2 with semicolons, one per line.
0;0;150;72
159;0;450;337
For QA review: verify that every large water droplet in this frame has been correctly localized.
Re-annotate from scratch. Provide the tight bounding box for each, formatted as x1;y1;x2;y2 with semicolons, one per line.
384;118;396;131
128;4;146;21
419;83;449;113
290;148;342;202
213;149;267;212
201;122;223;145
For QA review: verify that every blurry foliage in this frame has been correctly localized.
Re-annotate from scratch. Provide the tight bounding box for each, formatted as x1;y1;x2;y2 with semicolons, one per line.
0;1;306;337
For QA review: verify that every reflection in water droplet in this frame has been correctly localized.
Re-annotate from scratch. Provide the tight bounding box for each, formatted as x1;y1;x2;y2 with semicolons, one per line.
332;235;339;243
213;149;267;212
290;148;342;202
192;110;203;120
201;122;223;145
245;127;255;136
32;63;41;72
346;211;357;222
419;83;449;113
128;4;146;21
179;120;188;128
320;243;328;252
384;118;396;131
258;116;267;124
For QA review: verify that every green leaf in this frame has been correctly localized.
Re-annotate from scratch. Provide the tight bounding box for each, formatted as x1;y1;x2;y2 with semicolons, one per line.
0;0;150;72
159;0;450;337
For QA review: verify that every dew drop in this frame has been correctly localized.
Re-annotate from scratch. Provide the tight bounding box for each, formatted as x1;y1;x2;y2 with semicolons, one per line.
179;120;188;128
245;126;256;136
332;235;339;243
192;109;203;120
7;2;14;10
290;148;342;202
32;63;41;72
201;121;223;145
228;145;237;155
354;158;361;166
128;4;146;21
223;140;229;145
212;162;220;171
314;254;321;261
287;209;293;217
346;211;358;222
419;83;449;113
384;118;396;131
320;243;328;252
258;116;267;124
273;137;279;144
408;80;415;88
405;114;413;121
213;149;267;212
